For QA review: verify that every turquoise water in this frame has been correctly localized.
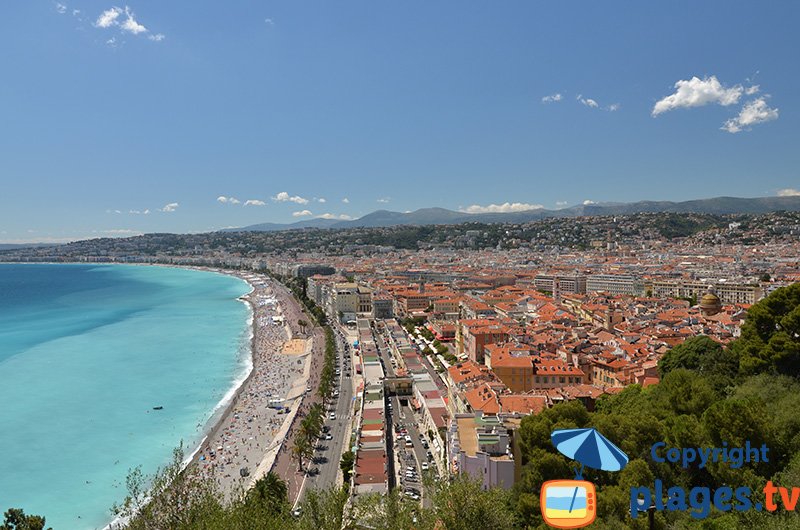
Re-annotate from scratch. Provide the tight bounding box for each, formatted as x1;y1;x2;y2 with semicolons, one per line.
0;264;252;529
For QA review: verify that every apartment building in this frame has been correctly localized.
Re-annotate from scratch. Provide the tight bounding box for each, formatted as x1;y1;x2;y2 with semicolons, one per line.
650;279;763;305
447;413;518;490
586;274;645;296
534;273;587;294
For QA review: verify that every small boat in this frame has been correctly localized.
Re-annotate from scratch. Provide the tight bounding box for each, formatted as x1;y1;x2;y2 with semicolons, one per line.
152;406;164;410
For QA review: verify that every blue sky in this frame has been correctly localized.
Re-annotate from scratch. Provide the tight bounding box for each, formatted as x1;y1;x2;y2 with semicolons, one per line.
1;1;799;242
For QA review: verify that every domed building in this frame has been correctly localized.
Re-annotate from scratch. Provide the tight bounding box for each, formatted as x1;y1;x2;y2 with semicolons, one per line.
699;288;722;317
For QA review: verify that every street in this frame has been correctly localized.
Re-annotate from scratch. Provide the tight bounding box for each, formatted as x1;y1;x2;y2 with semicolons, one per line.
296;325;354;501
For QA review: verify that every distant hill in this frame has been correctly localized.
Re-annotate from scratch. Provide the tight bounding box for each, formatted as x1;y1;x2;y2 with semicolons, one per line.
0;243;59;251
221;195;800;232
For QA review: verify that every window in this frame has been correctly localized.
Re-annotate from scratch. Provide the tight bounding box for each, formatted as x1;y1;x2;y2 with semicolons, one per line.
560;377;565;383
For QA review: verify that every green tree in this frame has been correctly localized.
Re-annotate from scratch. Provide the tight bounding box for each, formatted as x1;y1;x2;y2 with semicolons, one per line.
429;474;517;530
732;283;800;376
1;509;50;530
245;472;289;516
658;336;738;391
339;451;355;482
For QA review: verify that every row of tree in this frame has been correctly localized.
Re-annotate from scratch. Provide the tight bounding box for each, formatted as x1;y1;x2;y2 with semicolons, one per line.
291;403;325;472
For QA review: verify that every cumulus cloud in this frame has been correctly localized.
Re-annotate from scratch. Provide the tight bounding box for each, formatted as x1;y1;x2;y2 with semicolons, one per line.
272;191;309;204
721;97;779;133
217;196;241;204
316;198;327;203
120;7;147;34
777;188;800;197
244;199;266;206
583;200;596;205
342;197;350;204
652;76;744;116
577;94;599;108
93;5;163;41
128;209;150;215
542;93;562;104
317;213;353;220
745;85;760;96
95;6;122;27
55;2;67;14
460;202;544;214
292;210;313;217
555;201;569;207
377;197;391;204
264;18;274;26
160;202;179;212
607;103;620;112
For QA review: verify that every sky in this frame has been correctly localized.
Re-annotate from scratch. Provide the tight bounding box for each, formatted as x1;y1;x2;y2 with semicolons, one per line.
1;1;799;243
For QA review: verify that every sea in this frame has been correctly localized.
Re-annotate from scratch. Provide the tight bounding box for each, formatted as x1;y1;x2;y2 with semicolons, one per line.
0;264;252;529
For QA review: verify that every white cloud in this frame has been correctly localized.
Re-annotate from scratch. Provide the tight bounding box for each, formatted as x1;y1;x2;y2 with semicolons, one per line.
265;18;274;26
160;202;179;212
272;191;309;204
745;85;760;96
460;202;544;214
55;2;67;14
317;198;327;203
244;199;266;206
217;196;241;204
583;200;596;205
292;210;313;217
556;201;569;207
777;188;800;197
607;103;620;112
101;229;141;235
541;93;562;104
105;37;117;48
721;97;779;133
317;213;353;220
120;7;147;34
377;197;391;204
128;209;150;215
342;197;350;204
95;7;123;28
577;94;599;108
93;5;163;41
652;76;743;116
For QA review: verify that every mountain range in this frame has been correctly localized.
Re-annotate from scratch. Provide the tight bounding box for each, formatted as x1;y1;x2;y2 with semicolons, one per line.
221;195;800;232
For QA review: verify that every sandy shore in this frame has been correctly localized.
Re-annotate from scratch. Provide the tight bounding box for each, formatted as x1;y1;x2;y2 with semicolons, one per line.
188;271;314;498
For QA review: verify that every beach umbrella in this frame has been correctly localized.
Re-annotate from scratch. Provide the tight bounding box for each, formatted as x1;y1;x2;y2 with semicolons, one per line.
551;428;628;473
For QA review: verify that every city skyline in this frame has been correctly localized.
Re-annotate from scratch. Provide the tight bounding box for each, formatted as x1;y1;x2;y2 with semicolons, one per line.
2;1;800;242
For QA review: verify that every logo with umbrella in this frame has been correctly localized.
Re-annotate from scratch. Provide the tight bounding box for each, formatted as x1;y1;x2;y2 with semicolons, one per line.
540;428;629;529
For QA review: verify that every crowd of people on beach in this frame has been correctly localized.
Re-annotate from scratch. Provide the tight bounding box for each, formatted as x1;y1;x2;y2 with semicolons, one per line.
193;278;314;496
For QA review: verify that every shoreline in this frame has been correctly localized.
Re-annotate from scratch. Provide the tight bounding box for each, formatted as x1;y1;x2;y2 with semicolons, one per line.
187;268;314;498
1;262;315;528
83;263;309;528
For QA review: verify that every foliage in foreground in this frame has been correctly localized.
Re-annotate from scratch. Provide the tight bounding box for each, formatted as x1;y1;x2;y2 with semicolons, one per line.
110;446;518;530
1;509;50;530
